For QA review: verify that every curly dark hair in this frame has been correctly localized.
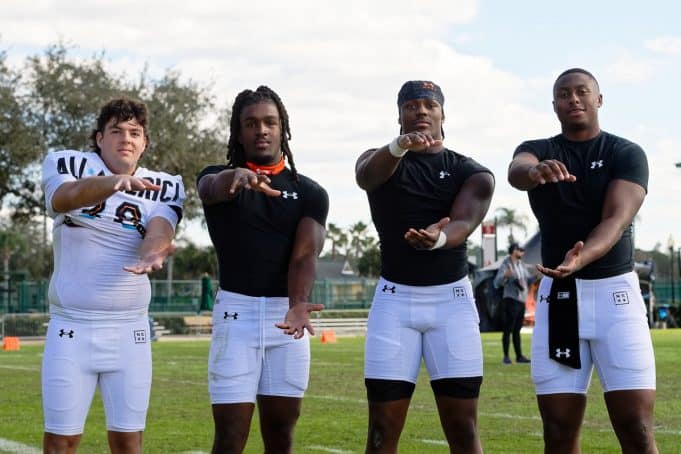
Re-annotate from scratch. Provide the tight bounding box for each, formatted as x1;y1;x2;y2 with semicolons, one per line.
90;97;149;154
227;86;298;180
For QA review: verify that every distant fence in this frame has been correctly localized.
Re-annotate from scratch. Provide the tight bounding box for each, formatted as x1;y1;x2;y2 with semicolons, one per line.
0;278;378;314
4;277;680;315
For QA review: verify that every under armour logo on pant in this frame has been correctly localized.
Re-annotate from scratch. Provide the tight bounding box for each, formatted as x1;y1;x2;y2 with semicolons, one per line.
281;191;298;199
439;171;451;179
590;160;604;169
539;295;550;303
59;329;74;338
224;312;239;320
382;285;396;293
555;348;571;358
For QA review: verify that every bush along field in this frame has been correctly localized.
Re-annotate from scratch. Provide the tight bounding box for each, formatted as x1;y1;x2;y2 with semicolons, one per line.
1;330;680;453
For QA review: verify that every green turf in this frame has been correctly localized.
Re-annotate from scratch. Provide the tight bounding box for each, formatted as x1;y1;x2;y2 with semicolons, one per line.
1;330;680;453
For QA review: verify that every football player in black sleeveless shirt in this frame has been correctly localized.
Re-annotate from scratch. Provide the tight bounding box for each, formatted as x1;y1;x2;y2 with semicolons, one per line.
509;69;657;453
356;81;494;453
198;86;328;454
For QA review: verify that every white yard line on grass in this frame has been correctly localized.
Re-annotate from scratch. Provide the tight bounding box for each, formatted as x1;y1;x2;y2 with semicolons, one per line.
0;437;41;454
0;365;40;372
306;445;354;453
420;439;448;446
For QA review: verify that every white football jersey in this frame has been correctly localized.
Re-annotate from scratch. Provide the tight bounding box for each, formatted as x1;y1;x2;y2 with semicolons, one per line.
41;150;185;320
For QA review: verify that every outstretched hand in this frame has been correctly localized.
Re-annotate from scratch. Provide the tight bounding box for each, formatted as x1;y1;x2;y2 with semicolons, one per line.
404;217;450;250
230;168;281;197
396;132;443;153
113;175;161;192
528;159;577;185
123;243;177;275
275;302;325;339
536;241;584;278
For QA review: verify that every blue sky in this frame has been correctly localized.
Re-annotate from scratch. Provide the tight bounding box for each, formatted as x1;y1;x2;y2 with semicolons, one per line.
2;0;680;254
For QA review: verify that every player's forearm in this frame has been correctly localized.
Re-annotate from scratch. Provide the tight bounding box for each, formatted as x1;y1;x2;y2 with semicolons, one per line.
287;254;317;307
355;147;401;192
138;218;175;261
198;170;236;205
442;220;476;249
578;217;632;269
52;175;120;213
508;160;538;191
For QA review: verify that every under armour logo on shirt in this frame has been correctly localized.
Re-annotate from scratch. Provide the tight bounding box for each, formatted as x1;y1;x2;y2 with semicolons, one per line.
590;160;604;169
224;312;239;320
382;285;396;293
439;171;451;179
555;348;571;358
59;329;74;338
281;191;298;199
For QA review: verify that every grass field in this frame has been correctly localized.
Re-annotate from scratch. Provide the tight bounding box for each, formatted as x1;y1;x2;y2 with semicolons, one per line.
1;330;680;453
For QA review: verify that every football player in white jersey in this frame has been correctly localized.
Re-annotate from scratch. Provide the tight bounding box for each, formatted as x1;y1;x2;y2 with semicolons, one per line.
40;97;185;454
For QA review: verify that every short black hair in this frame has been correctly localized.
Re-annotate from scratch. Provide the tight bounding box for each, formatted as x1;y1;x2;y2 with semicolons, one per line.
554;68;600;91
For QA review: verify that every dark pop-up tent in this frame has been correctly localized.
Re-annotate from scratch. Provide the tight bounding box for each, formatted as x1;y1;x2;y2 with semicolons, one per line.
473;232;658;332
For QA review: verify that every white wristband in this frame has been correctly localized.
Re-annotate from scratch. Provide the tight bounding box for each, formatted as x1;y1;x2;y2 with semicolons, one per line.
388;136;408;158
429;231;447;250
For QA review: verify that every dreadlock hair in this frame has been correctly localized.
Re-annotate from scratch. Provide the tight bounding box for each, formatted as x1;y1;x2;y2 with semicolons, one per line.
554;68;600;91
226;86;299;181
90;97;149;154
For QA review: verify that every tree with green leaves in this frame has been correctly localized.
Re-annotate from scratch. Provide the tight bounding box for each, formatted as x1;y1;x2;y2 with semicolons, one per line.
326;222;348;259
495;207;528;247
3;42;229;223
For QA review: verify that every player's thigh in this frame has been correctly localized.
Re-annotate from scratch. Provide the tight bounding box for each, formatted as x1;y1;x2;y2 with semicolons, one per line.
531;280;594;394
591;273;655;392
259;334;310;398
209;307;261;404
423;288;482;380
364;295;422;383
99;318;152;432
42;318;98;436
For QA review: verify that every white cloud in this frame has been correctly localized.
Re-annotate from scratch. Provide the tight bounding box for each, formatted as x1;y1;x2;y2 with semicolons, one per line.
646;36;681;55
3;0;679;251
605;52;655;83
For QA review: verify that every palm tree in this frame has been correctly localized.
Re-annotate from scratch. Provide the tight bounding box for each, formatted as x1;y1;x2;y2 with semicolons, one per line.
326;223;348;260
348;221;369;262
495;207;528;247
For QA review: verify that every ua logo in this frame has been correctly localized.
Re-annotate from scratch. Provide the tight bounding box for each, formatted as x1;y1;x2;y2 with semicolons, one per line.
281;191;298;200
59;329;74;338
539;295;550;303
555;348;571;358
382;285;396;293
224;312;239;320
590;160;604;169
439;171;451;179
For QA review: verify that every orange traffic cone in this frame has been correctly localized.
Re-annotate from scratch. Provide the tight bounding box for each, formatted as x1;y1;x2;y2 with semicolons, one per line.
320;330;337;344
2;336;20;351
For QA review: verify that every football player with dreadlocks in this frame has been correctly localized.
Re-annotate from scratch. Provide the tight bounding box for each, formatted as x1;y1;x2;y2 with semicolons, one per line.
197;86;329;453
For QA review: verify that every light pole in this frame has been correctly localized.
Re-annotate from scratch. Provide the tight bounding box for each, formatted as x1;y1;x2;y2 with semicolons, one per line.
669;236;675;304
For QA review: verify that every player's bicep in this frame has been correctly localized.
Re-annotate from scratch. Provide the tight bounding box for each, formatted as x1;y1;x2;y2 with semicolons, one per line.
449;172;495;226
290;217;326;262
602;179;645;228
